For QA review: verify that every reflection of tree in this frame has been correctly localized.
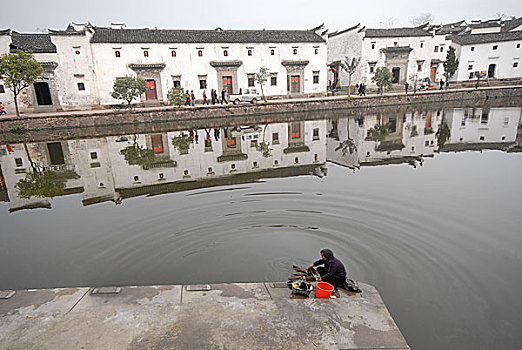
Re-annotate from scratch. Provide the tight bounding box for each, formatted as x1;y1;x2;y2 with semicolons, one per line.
16;170;66;199
436;120;451;150
335;138;357;156
120;135;155;168
366;122;391;141
171;133;191;153
15;143;65;199
256;142;271;158
256;124;272;158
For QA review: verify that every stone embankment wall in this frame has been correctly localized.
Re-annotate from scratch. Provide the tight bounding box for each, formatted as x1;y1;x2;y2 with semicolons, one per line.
0;87;521;140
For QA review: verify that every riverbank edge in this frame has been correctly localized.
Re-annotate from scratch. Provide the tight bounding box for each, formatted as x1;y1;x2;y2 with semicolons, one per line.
0;86;520;136
0;281;410;349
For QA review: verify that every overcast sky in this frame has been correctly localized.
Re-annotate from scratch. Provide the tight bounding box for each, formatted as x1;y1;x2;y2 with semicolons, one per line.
4;0;522;33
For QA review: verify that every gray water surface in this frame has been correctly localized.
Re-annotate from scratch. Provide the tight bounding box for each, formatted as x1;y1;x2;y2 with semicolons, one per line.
1;106;521;349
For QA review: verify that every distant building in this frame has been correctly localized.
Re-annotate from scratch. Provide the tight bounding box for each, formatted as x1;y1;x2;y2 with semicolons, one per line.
327;17;522;87
0;23;328;113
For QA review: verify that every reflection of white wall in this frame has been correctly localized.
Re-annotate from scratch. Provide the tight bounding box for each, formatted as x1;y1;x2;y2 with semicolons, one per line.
0;144;50;211
326;111;441;168
444;107;522;143
108;121;326;191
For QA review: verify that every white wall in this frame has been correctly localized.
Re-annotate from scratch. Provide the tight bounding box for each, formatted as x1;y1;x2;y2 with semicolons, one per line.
453;40;522;81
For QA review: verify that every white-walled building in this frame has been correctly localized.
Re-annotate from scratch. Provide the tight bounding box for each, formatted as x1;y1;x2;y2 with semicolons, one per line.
328;24;448;87
327;16;522;88
450;31;522;81
0;23;327;113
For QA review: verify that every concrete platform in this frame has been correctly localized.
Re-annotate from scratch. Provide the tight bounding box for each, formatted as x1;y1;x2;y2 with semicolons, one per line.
0;282;409;350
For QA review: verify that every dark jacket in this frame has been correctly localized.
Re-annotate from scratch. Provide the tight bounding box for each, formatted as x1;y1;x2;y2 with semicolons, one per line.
313;257;347;281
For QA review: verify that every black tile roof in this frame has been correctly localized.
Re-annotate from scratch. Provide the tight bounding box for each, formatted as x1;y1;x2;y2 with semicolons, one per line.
469;21;501;29
328;23;361;38
451;30;522;45
90;27;325;44
0;29;10;36
502;17;522;32
364;27;432;38
9;31;57;53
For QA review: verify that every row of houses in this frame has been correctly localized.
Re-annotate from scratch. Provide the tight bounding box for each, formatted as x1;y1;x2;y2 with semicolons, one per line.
328;17;522;87
2;107;520;212
0;17;521;113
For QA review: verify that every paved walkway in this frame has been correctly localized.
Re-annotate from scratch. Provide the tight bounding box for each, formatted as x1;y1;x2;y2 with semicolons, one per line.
0;282;410;350
3;84;521;121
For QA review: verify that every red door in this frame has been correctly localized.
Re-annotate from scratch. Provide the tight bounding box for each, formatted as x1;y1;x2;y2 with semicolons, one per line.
222;76;233;93
146;80;158;100
430;67;437;82
290;75;300;93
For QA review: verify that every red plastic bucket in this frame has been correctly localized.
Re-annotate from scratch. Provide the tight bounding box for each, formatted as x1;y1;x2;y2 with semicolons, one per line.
316;282;334;298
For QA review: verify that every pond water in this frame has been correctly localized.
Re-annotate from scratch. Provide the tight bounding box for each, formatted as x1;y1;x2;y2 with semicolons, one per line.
1;104;521;349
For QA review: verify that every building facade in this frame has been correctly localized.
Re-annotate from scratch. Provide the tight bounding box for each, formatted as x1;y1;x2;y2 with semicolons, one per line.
0;23;328;113
327;17;522;88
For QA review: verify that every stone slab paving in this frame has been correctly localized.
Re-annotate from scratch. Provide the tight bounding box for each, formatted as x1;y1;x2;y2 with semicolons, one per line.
0;282;410;350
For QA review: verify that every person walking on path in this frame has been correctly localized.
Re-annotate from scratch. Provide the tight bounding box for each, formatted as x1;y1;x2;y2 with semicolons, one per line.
439;79;444;90
185;90;191;106
202;90;209;105
404;82;409;94
0;102;7;115
210;89;216;105
361;83;366;96
191;91;196;106
221;89;228;104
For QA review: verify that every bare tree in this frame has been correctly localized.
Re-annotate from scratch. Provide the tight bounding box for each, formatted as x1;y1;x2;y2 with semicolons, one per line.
379;18;396;29
341;56;360;97
409;13;434;26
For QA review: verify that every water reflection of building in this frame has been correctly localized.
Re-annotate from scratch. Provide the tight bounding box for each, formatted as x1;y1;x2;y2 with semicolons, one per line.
440;107;522;152
0;120;327;211
327;109;442;169
0;142;83;212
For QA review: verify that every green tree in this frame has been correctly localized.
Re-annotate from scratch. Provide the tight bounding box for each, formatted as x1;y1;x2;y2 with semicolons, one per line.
111;76;146;109
167;86;185;106
254;66;269;102
0;51;43;116
372;67;394;93
342;56;360;97
443;47;459;88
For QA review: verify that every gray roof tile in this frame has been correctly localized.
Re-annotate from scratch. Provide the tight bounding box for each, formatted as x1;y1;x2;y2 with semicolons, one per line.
451;31;522;45
502;17;522;32
9;31;57;53
364;27;432;38
90;27;325;44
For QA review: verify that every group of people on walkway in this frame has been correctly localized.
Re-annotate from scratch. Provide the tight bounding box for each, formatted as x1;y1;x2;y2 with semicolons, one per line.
355;83;366;96
185;89;229;106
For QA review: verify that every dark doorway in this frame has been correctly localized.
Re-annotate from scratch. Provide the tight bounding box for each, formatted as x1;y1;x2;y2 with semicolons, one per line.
488;64;496;78
34;82;53;105
47;142;65;165
392;67;400;83
222;76;233;93
145;80;158;100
